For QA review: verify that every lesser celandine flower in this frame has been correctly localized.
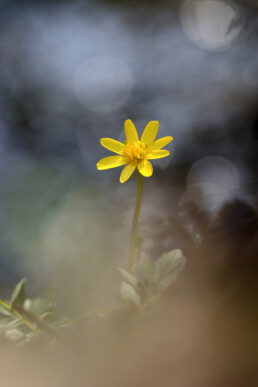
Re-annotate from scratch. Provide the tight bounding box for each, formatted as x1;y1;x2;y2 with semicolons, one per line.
97;119;173;272
96;119;173;183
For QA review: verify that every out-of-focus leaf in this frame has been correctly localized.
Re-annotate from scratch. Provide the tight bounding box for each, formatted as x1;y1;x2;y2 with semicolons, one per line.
140;253;154;286
40;312;55;320
10;278;27;308
5;327;24;342
154;249;186;289
0;318;22;336
24;287;56;318
118;268;139;288
120;282;141;306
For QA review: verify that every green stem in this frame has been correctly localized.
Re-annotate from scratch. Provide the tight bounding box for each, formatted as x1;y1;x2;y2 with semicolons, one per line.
0;298;38;333
128;171;142;272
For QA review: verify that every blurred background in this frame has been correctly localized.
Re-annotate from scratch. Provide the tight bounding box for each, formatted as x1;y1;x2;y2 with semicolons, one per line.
0;0;257;313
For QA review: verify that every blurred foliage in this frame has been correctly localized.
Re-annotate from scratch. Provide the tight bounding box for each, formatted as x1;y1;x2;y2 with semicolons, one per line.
0;278;60;345
0;248;186;345
120;249;186;306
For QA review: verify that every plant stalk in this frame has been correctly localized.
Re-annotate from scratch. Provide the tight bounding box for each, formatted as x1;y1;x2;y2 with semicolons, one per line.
128;171;142;272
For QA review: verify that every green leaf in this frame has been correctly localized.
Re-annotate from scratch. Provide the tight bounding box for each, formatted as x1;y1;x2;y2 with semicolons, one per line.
10;278;27;308
140;253;154;287
154;249;186;289
24;286;56;318
118;268;139;288
0;318;22;336
4;326;24;342
120;282;141;306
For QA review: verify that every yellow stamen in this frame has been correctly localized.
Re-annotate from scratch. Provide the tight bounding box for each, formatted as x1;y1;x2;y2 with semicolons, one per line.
123;141;147;162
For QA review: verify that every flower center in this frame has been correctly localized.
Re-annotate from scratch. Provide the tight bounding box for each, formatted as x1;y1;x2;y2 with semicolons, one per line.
123;141;147;162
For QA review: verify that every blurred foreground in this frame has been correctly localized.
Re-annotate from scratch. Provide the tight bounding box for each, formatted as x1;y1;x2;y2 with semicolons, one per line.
0;198;257;387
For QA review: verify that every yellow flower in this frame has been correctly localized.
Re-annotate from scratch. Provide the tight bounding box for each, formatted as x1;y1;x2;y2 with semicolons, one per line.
96;119;173;183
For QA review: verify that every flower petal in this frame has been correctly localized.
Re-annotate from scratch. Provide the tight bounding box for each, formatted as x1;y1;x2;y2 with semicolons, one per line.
120;164;136;183
100;138;125;155
147;150;170;159
96;156;126;170
138;159;153;177
140;121;159;145
124;119;139;143
149;136;173;151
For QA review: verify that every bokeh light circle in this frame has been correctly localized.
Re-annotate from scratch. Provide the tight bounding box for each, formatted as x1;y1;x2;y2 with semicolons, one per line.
74;55;133;113
187;156;239;189
180;0;243;51
180;156;240;211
